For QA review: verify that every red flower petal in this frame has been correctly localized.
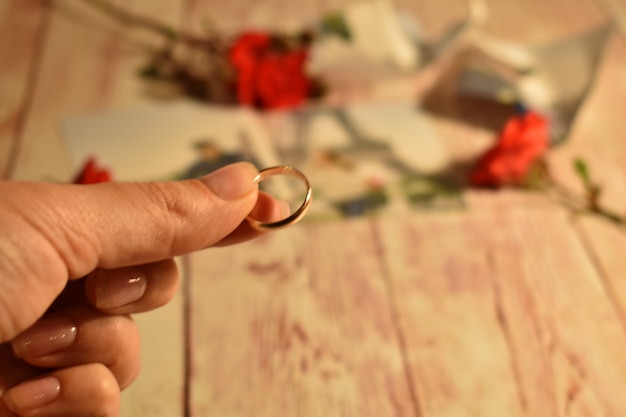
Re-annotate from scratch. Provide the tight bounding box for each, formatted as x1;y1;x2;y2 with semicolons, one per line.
228;32;311;109
73;157;113;184
229;32;272;106
255;50;310;109
470;111;549;187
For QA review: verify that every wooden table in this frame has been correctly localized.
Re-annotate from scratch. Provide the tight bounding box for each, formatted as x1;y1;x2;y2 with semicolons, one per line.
3;0;626;416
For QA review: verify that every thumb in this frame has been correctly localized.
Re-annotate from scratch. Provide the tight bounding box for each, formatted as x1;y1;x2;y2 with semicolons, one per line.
0;162;261;342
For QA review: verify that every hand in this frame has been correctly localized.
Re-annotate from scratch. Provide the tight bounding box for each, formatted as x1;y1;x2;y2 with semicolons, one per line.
0;162;286;416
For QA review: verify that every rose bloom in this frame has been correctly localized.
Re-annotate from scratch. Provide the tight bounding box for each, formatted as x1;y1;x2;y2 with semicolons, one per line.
470;110;549;187
73;157;113;184
229;32;271;106
229;32;310;109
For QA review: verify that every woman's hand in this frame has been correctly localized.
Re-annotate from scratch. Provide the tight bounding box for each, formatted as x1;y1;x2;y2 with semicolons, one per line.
0;162;285;416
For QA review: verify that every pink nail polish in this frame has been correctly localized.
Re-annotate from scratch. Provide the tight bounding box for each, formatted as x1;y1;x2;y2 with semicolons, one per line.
12;317;77;358
3;376;61;413
92;267;147;309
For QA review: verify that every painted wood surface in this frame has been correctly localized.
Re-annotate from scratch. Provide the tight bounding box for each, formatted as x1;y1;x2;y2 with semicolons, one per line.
11;0;185;181
188;222;416;416
4;0;626;416
0;0;48;178
379;208;626;416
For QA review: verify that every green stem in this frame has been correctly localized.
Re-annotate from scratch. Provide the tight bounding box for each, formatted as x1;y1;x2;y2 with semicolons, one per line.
547;180;625;228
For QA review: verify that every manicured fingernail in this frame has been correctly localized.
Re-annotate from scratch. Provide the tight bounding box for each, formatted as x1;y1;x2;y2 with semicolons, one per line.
200;162;259;200
3;376;61;413
11;317;77;358
90;267;147;309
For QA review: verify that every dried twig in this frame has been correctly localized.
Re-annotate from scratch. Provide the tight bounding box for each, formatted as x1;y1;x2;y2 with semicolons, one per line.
547;179;626;229
79;0;219;46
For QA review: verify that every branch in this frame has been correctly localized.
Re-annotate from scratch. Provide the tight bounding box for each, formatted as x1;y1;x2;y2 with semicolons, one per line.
78;0;215;45
547;179;626;228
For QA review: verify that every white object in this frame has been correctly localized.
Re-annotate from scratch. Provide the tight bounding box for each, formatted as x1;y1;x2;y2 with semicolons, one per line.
343;0;420;70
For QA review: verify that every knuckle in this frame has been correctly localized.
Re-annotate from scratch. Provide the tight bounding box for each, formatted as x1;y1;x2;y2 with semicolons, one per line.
143;181;197;223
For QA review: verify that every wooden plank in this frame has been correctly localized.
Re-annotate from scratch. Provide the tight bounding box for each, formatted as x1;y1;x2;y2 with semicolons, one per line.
391;0;469;41
377;208;626;416
535;0;626;343
491;209;626;416
595;0;626;39
376;211;525;417
0;0;48;178
11;0;184;181
121;292;186;417
184;0;323;34
187;220;416;417
482;0;606;43
545;25;626;326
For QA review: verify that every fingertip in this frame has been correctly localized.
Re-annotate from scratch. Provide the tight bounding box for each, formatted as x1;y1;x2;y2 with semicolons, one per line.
215;191;287;247
2;376;61;414
3;364;121;417
85;259;180;315
198;162;259;201
11;308;141;390
11;317;77;359
85;267;148;311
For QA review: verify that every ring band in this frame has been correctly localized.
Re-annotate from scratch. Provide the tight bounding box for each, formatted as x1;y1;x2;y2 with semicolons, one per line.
247;165;313;231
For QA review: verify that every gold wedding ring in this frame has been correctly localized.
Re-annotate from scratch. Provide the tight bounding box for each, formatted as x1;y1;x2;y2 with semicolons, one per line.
247;165;312;231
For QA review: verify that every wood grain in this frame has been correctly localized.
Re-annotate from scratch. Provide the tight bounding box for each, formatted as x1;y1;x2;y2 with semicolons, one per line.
188;221;417;417
184;0;325;34
0;0;48;178
11;0;184;181
549;37;626;353
378;208;626;416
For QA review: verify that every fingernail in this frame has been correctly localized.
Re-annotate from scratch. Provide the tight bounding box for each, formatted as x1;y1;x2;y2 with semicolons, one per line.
12;317;77;358
200;162;259;200
90;267;147;309
3;376;61;413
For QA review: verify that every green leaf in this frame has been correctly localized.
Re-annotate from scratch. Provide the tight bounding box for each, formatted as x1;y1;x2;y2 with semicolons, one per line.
573;158;591;187
320;12;351;40
162;26;178;40
138;62;160;79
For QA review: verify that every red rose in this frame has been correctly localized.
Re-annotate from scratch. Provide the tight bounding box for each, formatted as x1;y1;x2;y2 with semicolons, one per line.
73;157;113;184
229;32;271;106
470;110;549;187
229;32;310;109
255;49;309;109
